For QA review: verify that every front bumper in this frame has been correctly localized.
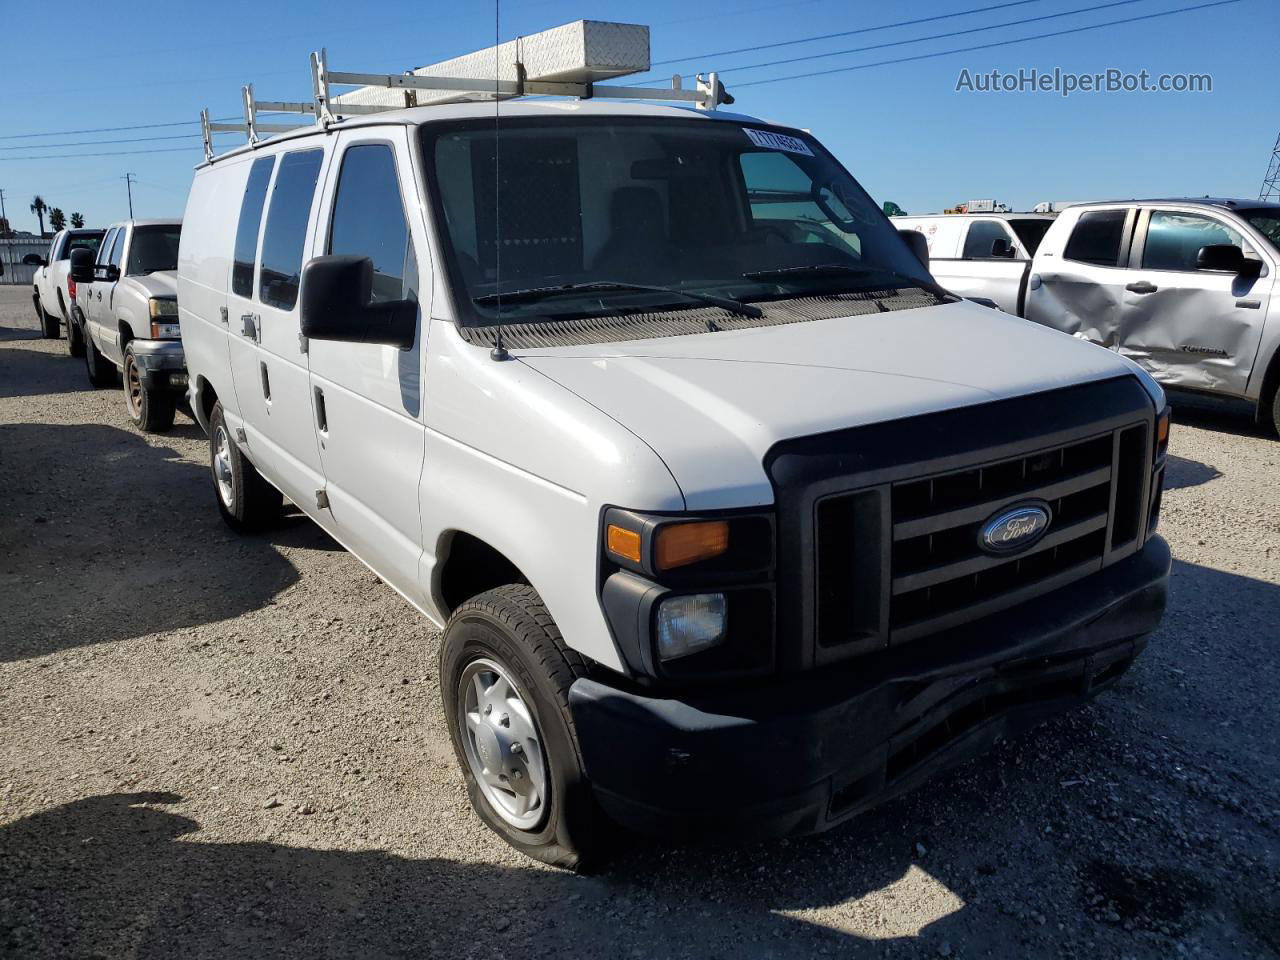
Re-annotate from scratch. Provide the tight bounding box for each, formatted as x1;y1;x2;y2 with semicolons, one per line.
129;339;188;392
570;536;1170;839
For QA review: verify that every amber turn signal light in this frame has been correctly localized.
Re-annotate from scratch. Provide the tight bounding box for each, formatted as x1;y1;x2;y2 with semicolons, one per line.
606;524;643;564
1156;409;1170;448
655;521;730;571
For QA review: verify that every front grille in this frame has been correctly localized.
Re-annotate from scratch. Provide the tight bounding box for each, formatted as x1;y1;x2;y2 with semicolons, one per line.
766;377;1157;670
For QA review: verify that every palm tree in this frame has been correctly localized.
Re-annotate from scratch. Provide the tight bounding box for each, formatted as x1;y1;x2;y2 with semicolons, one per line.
70;212;85;228
30;196;47;236
49;208;66;232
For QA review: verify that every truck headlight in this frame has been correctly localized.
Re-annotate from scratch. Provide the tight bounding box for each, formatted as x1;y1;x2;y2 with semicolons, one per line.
655;593;727;661
149;298;178;318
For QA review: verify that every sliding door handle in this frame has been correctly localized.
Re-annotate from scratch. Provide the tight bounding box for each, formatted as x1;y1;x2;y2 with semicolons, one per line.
1125;281;1158;294
313;386;328;433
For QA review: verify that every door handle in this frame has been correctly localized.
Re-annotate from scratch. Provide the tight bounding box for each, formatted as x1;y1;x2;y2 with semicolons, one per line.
1125;281;1158;294
219;306;229;326
240;312;260;342
1236;298;1261;309
313;386;328;433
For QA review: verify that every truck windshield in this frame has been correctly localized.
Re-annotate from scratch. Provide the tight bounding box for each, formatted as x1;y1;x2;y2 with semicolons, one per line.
127;226;181;276
1239;209;1280;254
1008;219;1052;255
421;117;933;326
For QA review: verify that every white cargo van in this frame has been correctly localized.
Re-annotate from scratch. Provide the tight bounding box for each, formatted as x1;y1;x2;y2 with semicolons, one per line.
178;23;1170;868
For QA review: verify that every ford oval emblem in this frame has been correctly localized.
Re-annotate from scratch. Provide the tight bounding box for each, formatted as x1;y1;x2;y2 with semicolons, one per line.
979;503;1052;555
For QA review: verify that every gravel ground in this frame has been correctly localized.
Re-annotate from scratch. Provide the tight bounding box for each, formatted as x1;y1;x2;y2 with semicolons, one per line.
1;283;1277;959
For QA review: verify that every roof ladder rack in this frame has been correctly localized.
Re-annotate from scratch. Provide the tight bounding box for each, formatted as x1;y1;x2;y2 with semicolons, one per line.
198;21;733;162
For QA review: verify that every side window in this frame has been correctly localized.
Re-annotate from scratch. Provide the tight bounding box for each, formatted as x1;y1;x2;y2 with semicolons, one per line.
961;220;1013;259
259;149;324;310
1142;210;1248;272
1063;209;1129;267
327;144;413;302
96;228;117;266
232;155;275;299
107;229;126;270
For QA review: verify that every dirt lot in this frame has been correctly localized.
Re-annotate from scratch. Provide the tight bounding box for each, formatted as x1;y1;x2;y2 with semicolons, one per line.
1;283;1277;959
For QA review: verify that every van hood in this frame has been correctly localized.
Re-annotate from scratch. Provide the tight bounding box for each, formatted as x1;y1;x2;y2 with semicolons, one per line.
518;299;1148;510
129;270;177;298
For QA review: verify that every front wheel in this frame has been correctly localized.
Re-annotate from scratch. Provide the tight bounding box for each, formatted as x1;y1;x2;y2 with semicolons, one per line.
209;401;281;531
123;344;175;433
441;585;605;871
1269;386;1280;439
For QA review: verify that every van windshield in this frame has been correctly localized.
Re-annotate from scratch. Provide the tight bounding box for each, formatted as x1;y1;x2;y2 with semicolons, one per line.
420;117;933;326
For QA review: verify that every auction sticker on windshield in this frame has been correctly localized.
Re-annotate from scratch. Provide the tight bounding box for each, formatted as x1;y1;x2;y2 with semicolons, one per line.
743;128;814;156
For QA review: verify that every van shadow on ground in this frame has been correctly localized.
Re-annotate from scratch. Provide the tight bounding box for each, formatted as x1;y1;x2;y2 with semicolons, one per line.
0;422;330;663
1162;454;1220;491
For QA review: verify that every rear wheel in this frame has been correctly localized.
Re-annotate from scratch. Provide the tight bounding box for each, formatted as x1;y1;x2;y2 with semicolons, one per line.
123;344;176;433
66;307;86;358
1269;386;1280;439
37;299;59;339
440;585;605;871
84;330;117;388
209;401;281;531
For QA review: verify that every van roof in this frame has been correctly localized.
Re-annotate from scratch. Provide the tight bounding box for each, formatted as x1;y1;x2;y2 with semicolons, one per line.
198;99;767;168
1062;198;1280;212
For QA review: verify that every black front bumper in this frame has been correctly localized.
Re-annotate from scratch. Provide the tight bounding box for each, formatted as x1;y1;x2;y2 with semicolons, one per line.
569;536;1169;839
129;339;188;392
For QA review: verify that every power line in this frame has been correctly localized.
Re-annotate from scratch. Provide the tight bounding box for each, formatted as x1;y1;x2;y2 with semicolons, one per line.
0;117;237;142
732;0;1240;88
0;132;230;152
651;0;1051;66
0;145;206;162
708;0;1150;77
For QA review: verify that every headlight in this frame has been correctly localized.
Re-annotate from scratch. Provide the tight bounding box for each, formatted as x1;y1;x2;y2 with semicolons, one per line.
149;298;178;318
655;593;727;660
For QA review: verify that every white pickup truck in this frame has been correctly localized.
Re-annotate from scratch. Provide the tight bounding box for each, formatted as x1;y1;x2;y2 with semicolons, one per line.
178;24;1171;869
69;219;187;432
23;228;105;349
897;200;1280;434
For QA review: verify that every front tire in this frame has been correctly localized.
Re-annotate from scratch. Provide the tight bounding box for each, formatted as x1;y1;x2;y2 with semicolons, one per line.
440;585;604;871
1269;386;1280;439
209;401;281;531
84;331;117;388
123;344;176;433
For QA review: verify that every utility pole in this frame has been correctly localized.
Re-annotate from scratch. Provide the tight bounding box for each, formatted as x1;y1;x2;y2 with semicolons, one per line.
0;188;8;283
123;172;136;218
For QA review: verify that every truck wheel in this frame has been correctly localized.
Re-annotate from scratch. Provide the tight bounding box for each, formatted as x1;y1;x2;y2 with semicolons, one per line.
440;585;604;871
123;344;176;433
1270;387;1280;439
66;307;86;358
38;301;60;339
209;401;281;531
84;331;118;388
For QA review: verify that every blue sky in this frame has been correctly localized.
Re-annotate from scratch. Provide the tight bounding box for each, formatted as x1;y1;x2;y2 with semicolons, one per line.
0;0;1273;233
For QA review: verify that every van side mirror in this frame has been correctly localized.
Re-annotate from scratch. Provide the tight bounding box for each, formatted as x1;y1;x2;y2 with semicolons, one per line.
300;255;416;349
1196;244;1249;274
22;253;47;267
69;247;96;283
990;238;1015;259
898;229;929;269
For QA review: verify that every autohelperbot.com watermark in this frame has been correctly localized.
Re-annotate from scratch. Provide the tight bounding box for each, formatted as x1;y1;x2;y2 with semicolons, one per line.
955;67;1212;97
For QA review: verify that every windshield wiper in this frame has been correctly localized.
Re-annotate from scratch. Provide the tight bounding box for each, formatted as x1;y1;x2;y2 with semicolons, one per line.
473;280;762;319
743;264;955;302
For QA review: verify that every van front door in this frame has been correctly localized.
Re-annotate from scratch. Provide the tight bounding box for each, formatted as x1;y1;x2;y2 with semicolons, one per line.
1118;207;1271;397
225;147;330;510
305;131;428;604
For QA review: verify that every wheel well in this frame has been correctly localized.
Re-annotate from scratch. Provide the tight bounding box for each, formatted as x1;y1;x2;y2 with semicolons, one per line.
198;378;218;424
1259;348;1280;421
438;532;528;616
119;322;134;348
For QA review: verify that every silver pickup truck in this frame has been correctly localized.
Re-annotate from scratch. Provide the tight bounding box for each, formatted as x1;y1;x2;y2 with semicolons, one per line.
896;199;1280;435
69;219;187;433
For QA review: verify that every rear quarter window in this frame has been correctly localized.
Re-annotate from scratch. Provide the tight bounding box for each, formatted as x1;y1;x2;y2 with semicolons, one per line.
232;155;276;299
1063;210;1129;267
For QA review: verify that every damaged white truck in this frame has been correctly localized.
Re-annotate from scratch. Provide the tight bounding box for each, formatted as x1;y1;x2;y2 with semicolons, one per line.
178;21;1172;868
902;199;1280;433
